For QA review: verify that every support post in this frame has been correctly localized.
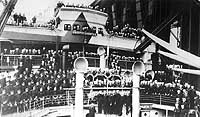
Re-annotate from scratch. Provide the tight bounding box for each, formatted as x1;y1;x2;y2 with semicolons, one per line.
132;73;140;117
75;72;84;117
74;57;88;117
97;47;106;69
100;54;106;69
166;109;168;117
62;51;66;70
132;61;145;117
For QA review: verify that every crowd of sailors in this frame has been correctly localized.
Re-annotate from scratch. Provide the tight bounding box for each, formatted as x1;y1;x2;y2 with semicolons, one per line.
0;47;200;115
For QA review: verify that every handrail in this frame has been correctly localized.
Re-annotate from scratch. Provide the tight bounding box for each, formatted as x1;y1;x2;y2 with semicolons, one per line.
1;54;42;57
0;54;42;67
0;88;176;115
0;54;137;71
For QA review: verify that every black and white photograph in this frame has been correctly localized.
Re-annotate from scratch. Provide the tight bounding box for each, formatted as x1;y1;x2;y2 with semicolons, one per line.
0;0;200;117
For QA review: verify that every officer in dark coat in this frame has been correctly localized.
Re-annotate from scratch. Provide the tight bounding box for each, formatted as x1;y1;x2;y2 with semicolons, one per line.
96;93;104;113
31;85;38;99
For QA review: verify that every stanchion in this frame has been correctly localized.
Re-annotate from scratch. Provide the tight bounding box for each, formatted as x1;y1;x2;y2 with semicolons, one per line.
132;61;145;117
97;47;106;69
0;104;2;117
132;73;140;117
74;57;88;117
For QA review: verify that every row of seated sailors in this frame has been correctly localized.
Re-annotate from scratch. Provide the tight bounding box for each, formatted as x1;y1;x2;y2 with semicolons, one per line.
85;69;123;78
41;51;98;61
109;54;135;62
0;81;192;114
0;72;183;102
84;79;182;96
0;79;72;106
83;69;174;87
1;48;99;58
39;49;99;72
84;77;197;97
2;48;99;59
140;80;178;96
56;1;106;12
0;68;185;100
140;79;197;96
40;49;133;72
1;93;70;115
0;72;182;92
2;47;56;55
0;68;74;93
109;30;137;38
107;24;140;38
84;69;175;87
2;47;136;67
84;79;125;88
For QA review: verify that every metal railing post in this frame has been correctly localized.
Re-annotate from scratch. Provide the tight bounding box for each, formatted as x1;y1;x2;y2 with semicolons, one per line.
160;95;162;105
23;102;25;112
17;104;19;113
29;100;31;111
43;98;45;109
68;90;70;105
166;109;168;117
34;101;35;110
0;104;2;116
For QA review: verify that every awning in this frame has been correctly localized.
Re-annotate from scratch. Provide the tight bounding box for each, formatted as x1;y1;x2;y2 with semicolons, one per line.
142;29;200;69
158;50;200;69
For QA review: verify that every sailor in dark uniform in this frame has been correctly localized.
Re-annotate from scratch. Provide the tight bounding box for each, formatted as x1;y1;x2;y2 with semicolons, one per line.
58;84;63;94
31;85;38;99
21;81;26;93
52;84;58;95
15;88;22;112
46;85;51;96
38;84;45;97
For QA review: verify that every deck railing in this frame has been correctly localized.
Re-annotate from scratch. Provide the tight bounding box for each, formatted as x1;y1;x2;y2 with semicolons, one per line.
0;87;176;116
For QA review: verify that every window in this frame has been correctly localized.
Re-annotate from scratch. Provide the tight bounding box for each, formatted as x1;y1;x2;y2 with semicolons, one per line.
82;26;89;32
98;28;103;35
73;24;81;31
98;28;103;33
92;27;96;33
64;24;71;31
